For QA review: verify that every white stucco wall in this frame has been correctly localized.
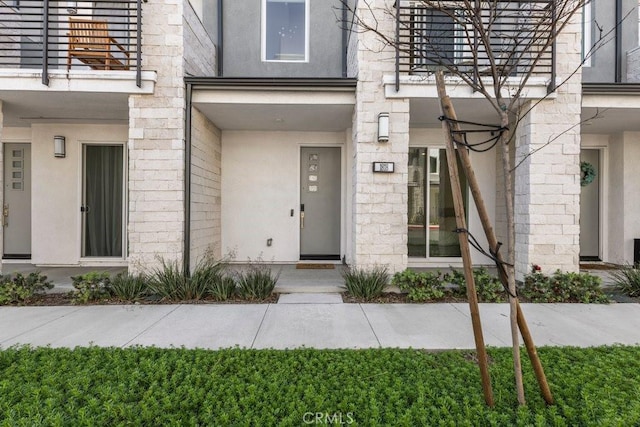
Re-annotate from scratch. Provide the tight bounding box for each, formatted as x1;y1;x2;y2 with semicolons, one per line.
608;132;640;264
29;124;128;265
221;131;347;262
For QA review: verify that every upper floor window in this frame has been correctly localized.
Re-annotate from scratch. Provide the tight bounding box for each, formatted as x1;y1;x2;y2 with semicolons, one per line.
262;0;309;62
582;2;592;67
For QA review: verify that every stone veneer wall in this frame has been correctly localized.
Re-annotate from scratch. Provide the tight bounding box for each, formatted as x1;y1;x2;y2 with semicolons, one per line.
183;1;221;265
183;1;216;77
128;0;188;271
627;47;640;83
513;14;583;279
351;1;409;272
190;108;222;264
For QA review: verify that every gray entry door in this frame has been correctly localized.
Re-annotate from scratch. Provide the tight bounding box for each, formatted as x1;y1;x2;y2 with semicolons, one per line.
3;143;31;258
580;149;600;260
82;145;124;257
300;147;341;260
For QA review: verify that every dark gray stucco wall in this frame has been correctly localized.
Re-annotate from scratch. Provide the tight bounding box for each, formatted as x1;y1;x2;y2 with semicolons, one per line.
583;0;638;83
222;0;344;77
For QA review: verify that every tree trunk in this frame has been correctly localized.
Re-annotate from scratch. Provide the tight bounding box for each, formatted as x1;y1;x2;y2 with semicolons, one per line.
499;110;526;406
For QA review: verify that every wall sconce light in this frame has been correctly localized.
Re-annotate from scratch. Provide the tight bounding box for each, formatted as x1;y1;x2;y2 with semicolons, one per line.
377;112;389;142
54;136;66;158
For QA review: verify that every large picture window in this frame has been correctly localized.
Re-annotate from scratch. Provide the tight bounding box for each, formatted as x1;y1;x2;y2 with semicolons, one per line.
263;0;308;62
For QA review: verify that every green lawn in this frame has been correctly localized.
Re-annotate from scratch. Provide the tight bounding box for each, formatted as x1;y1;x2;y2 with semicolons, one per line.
1;346;639;426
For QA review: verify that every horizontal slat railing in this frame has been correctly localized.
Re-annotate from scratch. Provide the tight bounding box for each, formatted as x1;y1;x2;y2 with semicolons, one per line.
395;1;555;84
0;0;142;86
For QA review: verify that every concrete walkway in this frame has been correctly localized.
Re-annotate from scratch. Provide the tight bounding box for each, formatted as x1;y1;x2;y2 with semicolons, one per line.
2;301;639;350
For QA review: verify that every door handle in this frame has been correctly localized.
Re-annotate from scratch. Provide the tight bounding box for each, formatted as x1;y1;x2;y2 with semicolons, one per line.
80;205;91;213
300;204;305;229
3;204;8;227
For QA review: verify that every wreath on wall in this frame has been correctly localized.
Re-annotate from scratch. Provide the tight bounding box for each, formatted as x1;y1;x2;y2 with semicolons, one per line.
580;161;597;187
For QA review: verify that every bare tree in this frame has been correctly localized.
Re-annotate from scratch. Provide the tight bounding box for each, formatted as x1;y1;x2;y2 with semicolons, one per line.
341;0;626;406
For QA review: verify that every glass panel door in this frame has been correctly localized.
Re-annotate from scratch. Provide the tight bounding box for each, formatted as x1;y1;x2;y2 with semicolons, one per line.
82;145;124;257
408;147;468;258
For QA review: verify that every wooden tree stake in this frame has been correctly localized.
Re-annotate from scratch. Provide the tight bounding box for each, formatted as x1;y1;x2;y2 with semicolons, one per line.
435;72;553;406
436;76;494;408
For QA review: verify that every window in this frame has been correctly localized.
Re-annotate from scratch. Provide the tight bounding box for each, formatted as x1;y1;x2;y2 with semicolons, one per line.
262;0;309;62
582;1;593;67
408;148;468;258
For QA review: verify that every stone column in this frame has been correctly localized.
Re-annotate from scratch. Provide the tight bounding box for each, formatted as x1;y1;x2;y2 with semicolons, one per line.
350;1;410;273
128;0;187;272
513;15;583;279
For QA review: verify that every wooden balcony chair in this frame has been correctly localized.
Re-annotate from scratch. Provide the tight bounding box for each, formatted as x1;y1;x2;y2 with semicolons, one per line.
66;17;130;70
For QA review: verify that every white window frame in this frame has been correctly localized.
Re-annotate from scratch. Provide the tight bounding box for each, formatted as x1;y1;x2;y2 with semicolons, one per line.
261;0;310;63
583;1;592;67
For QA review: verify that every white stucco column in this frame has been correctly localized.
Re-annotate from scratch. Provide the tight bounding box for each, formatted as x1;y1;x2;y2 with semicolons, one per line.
350;0;410;273
513;15;583;279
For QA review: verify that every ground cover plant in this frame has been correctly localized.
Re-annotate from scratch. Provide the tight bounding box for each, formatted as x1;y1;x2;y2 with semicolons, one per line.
0;345;639;425
520;268;610;303
0;272;52;305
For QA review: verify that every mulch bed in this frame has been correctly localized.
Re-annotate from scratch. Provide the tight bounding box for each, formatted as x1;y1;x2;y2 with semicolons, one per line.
12;293;278;306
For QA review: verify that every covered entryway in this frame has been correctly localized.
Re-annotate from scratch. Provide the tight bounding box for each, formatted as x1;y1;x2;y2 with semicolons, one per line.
188;78;355;264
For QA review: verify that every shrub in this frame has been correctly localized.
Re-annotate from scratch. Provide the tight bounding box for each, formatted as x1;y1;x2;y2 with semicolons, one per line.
520;268;609;303
147;258;198;301
110;273;148;301
341;266;389;300
609;264;640;298
71;272;111;304
447;267;505;302
236;263;279;300
392;269;446;302
209;276;237;301
0;272;53;305
190;256;233;300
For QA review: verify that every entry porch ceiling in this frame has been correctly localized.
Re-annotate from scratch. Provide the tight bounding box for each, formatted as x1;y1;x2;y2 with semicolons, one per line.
411;96;640;135
192;89;356;132
0;90;129;127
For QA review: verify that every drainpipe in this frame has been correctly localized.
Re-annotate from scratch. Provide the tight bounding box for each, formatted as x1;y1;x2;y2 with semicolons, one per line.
615;0;622;82
184;82;193;275
217;0;223;76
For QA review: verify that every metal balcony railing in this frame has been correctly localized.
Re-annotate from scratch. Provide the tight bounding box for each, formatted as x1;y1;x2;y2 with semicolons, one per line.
394;1;556;92
0;0;143;86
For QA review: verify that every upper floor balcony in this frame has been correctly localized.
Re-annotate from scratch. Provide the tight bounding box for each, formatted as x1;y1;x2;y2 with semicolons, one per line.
393;1;556;93
0;0;144;86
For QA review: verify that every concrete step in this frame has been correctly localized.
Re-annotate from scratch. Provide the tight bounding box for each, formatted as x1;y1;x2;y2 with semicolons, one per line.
277;293;344;304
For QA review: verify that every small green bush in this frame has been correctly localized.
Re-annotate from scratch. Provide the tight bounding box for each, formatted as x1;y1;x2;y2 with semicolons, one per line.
209;276;237;301
236;264;279;300
521;268;609;303
0;272;53;305
110;272;148;301
392;269;446;302
448;267;505;302
71;272;111;304
147;258;199;301
341;266;389;300
191;256;231;300
609;264;640;298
